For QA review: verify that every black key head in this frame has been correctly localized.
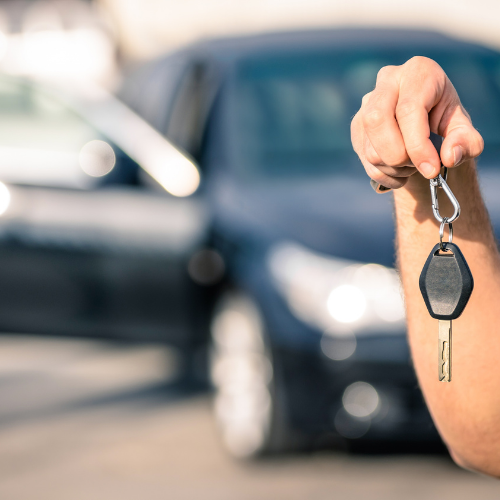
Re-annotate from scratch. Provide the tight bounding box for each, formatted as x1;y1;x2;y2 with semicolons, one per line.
419;242;474;320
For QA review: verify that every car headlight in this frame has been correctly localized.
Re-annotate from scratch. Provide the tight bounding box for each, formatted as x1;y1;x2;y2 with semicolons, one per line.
267;242;405;335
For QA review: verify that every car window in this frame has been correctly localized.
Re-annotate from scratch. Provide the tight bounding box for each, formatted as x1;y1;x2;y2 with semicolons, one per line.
119;54;189;134
227;48;500;181
165;61;209;161
0;78;137;189
120;55;215;166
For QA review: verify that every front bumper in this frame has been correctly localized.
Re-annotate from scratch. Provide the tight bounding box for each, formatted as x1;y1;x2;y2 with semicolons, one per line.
276;339;440;444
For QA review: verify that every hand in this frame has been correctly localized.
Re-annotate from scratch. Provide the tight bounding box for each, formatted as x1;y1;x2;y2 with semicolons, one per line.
351;56;484;190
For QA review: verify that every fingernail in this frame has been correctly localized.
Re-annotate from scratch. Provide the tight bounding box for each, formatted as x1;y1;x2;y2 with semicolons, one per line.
370;179;392;194
453;146;463;166
419;162;436;178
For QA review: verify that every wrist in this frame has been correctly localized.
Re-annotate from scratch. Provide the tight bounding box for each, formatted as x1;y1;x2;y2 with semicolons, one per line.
393;160;477;223
392;171;431;221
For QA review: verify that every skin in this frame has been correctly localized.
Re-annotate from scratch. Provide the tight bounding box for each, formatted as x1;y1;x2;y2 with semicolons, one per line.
351;56;500;477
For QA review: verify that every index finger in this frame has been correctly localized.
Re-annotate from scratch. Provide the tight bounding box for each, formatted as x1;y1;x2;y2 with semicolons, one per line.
395;59;446;178
362;66;411;168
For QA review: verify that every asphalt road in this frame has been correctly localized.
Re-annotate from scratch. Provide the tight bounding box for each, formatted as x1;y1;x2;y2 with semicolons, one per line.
0;336;499;500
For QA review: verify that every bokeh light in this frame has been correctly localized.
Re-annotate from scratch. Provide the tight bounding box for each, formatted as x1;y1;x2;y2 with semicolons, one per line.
327;284;367;324
321;332;357;361
0;181;11;215
342;382;380;418
79;140;116;177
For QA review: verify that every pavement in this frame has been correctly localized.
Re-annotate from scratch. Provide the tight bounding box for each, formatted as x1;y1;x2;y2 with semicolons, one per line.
0;335;499;500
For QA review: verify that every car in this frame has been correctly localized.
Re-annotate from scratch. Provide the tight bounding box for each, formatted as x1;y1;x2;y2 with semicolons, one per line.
4;27;500;458
0;75;215;370
118;27;500;458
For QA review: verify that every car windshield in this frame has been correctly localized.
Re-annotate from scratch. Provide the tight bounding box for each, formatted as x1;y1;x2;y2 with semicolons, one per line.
229;48;500;180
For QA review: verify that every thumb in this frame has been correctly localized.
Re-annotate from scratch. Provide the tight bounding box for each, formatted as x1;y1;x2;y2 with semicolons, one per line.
439;107;484;168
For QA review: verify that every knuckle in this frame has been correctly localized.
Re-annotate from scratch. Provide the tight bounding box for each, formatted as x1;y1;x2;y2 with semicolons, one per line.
362;107;385;130
407;55;428;67
404;141;425;157
385;151;410;168
365;148;383;166
474;132;484;156
404;56;447;89
406;55;439;71
395;99;420;121
376;65;396;83
361;91;372;106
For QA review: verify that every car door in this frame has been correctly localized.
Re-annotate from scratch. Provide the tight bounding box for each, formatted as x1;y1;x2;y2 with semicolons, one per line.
0;76;208;345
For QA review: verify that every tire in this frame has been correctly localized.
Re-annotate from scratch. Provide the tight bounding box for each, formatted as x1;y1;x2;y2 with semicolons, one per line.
209;292;295;458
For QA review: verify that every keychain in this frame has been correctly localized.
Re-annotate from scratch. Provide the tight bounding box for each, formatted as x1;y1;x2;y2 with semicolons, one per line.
419;168;474;382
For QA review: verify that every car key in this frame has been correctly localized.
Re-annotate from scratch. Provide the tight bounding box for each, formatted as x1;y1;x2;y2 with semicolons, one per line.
419;241;474;381
419;168;474;382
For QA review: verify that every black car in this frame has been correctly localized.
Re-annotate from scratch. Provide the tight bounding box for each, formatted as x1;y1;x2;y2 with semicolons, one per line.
118;28;500;458
4;28;500;459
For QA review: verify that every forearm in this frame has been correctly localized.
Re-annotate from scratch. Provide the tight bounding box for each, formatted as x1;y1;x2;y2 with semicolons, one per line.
394;162;500;474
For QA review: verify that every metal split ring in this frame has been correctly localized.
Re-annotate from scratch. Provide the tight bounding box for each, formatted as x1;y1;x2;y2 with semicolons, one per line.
439;218;453;251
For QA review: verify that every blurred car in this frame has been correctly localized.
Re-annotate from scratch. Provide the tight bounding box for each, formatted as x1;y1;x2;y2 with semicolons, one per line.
4;27;500;459
118;27;500;458
0;75;214;363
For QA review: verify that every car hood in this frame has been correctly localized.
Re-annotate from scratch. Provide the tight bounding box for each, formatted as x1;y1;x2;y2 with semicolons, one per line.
211;175;396;267
211;166;500;268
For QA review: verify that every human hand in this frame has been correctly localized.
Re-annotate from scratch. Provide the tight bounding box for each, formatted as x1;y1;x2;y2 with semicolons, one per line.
351;56;484;191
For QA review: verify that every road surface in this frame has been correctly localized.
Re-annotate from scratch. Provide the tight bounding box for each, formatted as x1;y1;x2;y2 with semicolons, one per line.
0;335;498;500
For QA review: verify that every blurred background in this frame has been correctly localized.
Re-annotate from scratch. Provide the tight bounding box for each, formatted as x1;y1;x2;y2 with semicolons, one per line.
1;1;500;498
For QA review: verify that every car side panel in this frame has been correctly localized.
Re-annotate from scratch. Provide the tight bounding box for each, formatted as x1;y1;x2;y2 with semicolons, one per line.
0;186;209;343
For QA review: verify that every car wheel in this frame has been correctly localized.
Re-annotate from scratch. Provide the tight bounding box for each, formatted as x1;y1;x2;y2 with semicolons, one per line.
209;292;294;458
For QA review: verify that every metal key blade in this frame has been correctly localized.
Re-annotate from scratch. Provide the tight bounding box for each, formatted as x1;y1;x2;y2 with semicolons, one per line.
438;320;452;382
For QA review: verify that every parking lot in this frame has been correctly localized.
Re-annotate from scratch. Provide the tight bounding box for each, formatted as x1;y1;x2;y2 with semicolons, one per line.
0;335;498;500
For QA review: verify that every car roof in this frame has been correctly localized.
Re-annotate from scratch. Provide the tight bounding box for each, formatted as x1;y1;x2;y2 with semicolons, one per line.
119;27;500;148
186;27;498;64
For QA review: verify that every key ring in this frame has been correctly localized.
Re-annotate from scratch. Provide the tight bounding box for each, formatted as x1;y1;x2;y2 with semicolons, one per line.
439;218;453;251
430;167;461;224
